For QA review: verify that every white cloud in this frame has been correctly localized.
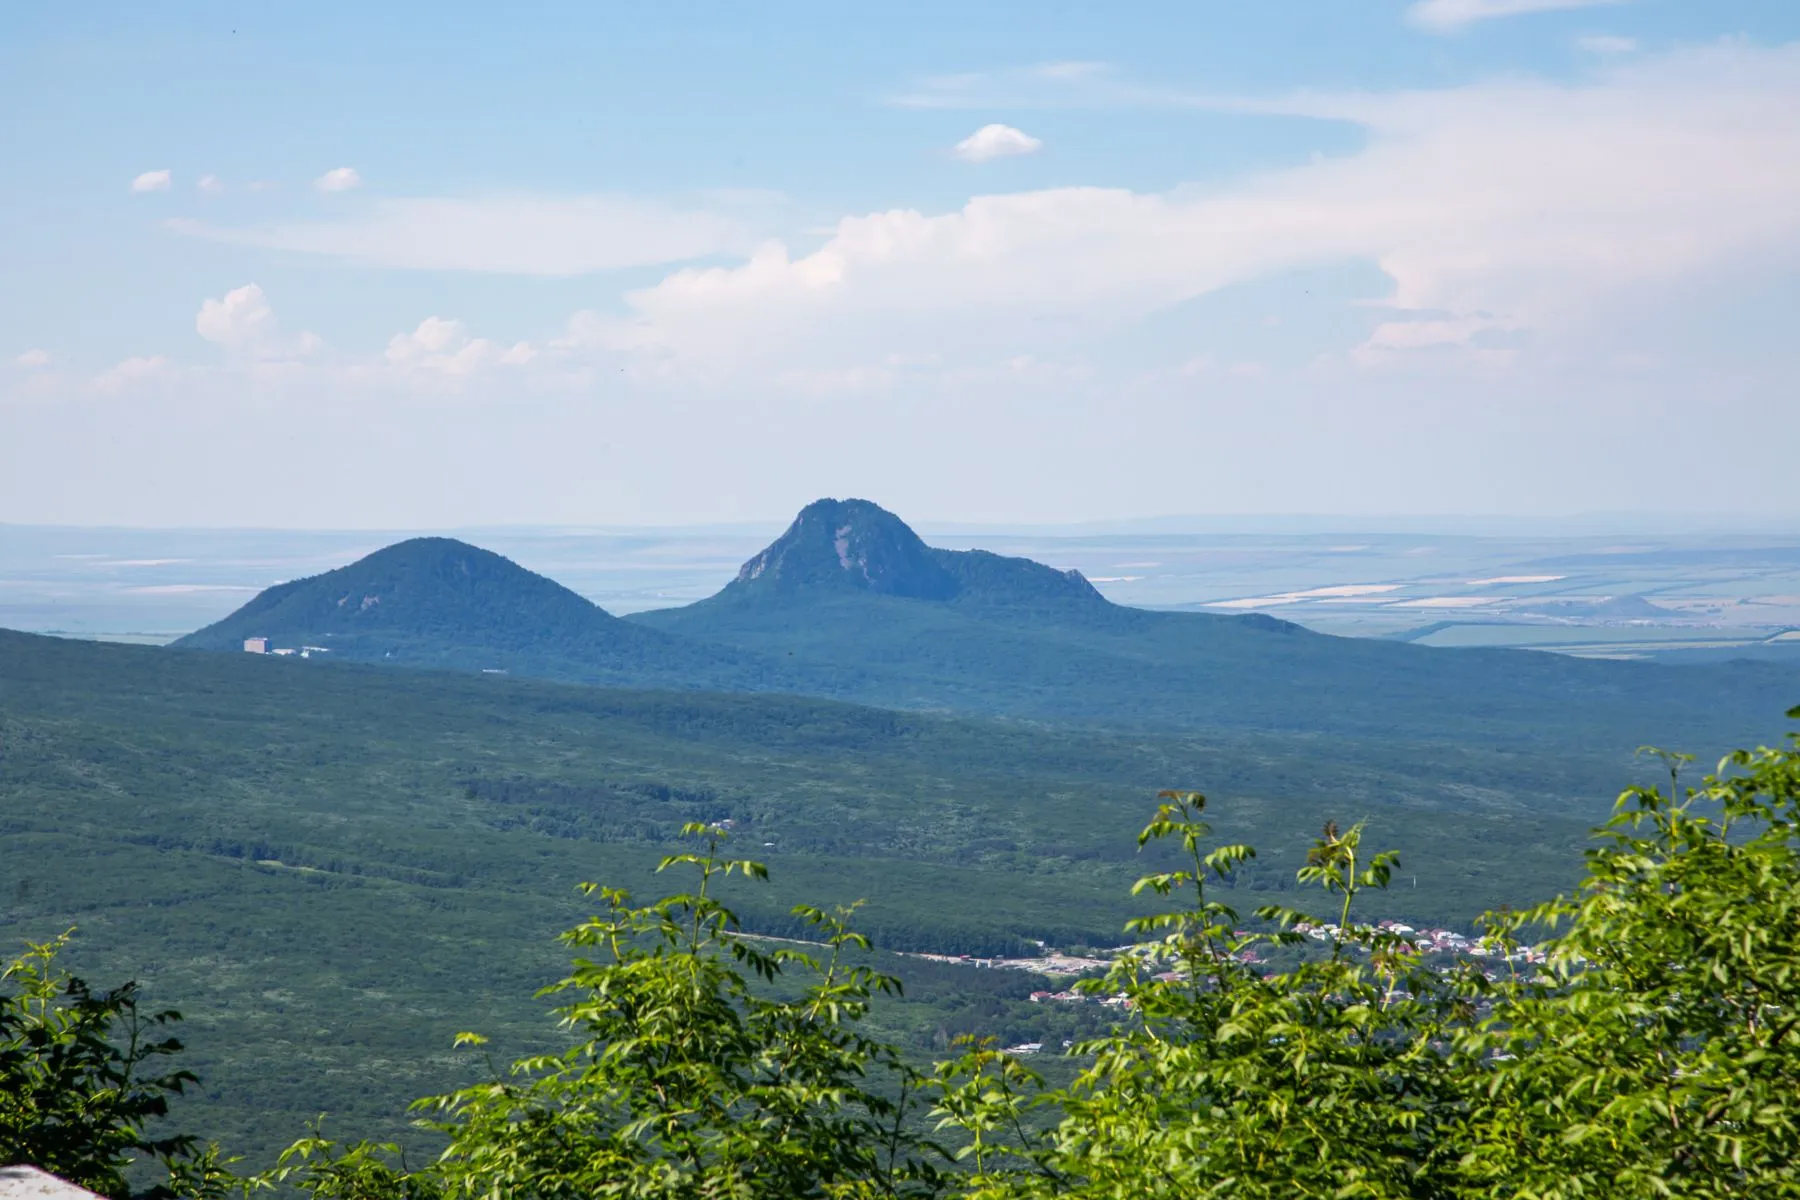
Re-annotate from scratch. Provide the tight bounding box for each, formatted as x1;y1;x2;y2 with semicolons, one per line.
30;39;1800;533
15;349;50;368
195;284;323;359
953;124;1044;163
1407;0;1628;34
172;193;750;276
314;166;361;192
196;284;277;348
1352;315;1521;367
130;170;171;193
93;355;173;393
197;174;224;194
584;41;1800;377
384;316;534;377
1576;34;1638;55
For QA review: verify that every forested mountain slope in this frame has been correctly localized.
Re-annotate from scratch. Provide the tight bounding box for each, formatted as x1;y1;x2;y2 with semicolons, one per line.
633;499;1800;749
172;536;785;691
172;503;1800;753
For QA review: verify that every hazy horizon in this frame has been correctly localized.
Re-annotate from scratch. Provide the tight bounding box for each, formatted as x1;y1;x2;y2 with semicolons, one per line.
9;507;1800;538
9;513;1800;662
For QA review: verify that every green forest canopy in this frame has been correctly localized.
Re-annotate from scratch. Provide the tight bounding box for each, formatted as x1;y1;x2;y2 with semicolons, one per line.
2;627;1783;1159
7;709;1800;1199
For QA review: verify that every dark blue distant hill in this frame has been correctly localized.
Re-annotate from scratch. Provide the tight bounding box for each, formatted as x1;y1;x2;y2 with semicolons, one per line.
172;536;775;689
629;499;1800;751
702;497;1109;611
170;503;1800;754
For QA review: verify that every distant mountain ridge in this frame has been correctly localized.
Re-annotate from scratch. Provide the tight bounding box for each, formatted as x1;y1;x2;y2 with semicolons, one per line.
730;498;959;599
636;497;1293;641
628;499;1799;748
169;500;1800;752
172;536;772;689
178;537;611;647
720;498;1106;609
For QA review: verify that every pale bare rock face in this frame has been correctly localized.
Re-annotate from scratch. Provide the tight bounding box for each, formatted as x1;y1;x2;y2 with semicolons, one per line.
0;1167;106;1200
834;526;853;569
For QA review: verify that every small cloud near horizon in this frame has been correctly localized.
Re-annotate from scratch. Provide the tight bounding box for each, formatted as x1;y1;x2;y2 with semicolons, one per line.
93;355;173;393
953;124;1043;163
196;284;278;349
15;349;51;367
195;283;325;360
197;174;224;194
130;169;172;193
386;315;535;376
314;167;361;192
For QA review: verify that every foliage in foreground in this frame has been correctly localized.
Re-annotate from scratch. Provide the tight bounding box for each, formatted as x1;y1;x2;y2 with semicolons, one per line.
5;709;1800;1197
0;934;197;1199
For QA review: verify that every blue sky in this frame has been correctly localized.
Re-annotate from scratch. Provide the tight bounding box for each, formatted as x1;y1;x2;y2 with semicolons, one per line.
4;0;1799;527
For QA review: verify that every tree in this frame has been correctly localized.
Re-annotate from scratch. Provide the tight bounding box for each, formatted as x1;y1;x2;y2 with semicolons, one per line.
934;793;1473;1199
1452;716;1800;1197
275;823;948;1200
0;932;199;1199
936;709;1800;1199
15;712;1800;1199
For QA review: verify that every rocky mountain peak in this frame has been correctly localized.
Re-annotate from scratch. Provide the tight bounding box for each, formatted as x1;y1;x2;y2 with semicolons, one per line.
730;498;960;599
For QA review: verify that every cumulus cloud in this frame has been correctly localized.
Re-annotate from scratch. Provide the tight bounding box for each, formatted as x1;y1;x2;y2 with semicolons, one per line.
172;193;750;276
197;174;224;194
314;166;361;192
15;349;50;368
385;317;534;376
130;170;172;193
60;34;1800;493
196;284;277;348
1406;0;1628;34
195;284;323;359
953;124;1044;162
579;41;1800;377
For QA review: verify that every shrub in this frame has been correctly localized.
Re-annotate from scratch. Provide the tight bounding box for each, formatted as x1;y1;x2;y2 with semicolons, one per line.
0;933;198;1199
